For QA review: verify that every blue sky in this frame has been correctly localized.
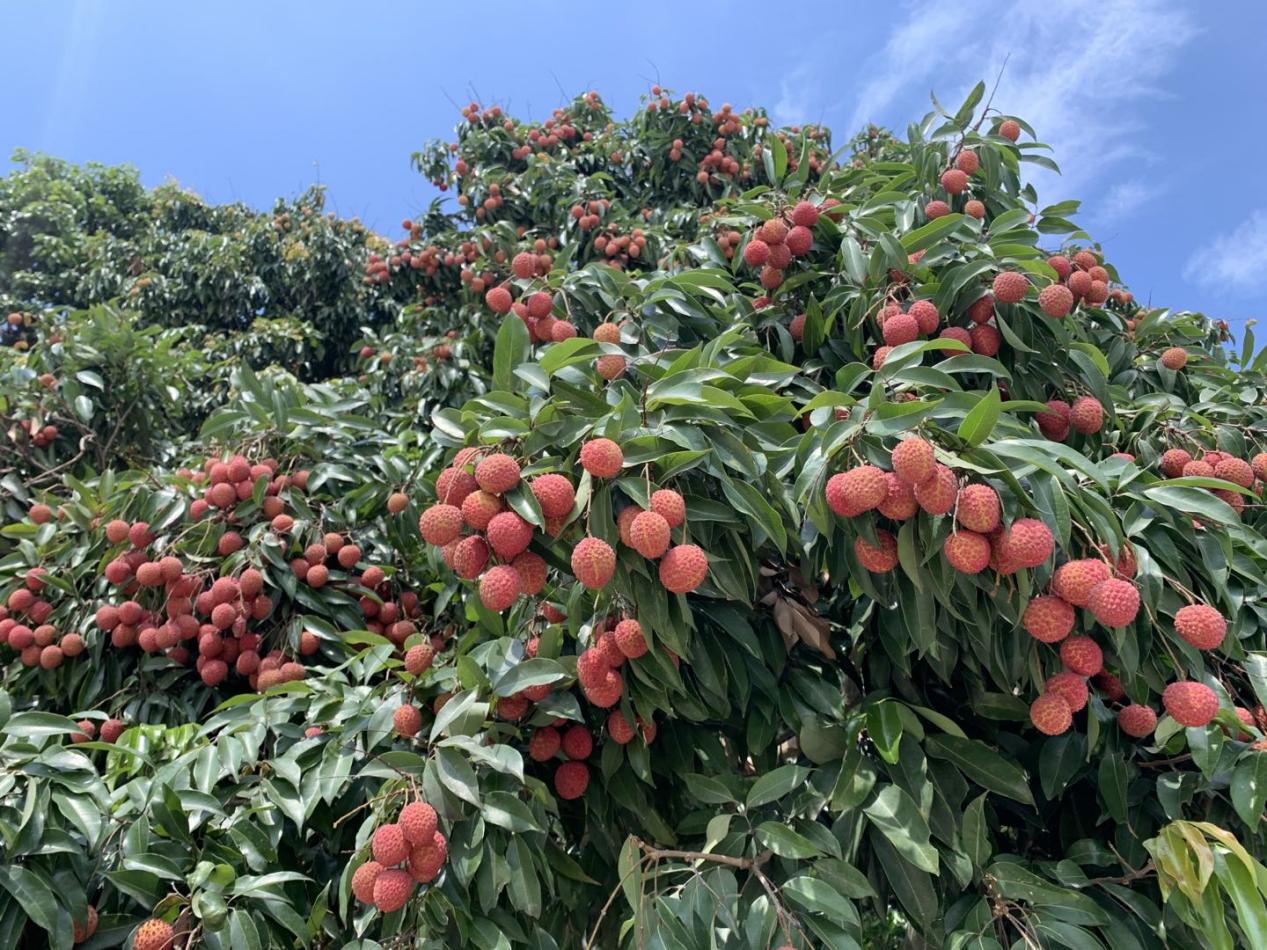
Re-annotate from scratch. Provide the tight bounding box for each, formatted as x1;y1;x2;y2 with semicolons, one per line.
2;1;1262;344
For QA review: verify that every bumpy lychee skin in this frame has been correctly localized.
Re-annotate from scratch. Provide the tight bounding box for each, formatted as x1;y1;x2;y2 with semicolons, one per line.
452;536;490;579
405;642;434;677
373;868;415;913
607;711;637;744
1038;283;1074;318
1253;452;1267;482
475;453;521;494
786;225;813;257
968;295;995;324
660;544;709;594
462;490;504;530
1023;595;1075;643
969;324;1001;356
373;823;409;866
855;530;899;573
1163;681;1219;728
555;761;589;800
1045;672;1089;712
1159;448;1193;477
1030;692;1072;736
1160;347;1187;370
487;511;534;560
1119;705;1158;738
1052;559;1111;607
529;726;561;762
650;489;686;527
1087;579;1140;628
825;465;888;517
572;537;617;589
1036;400;1071;441
909;300;940;335
992;271;1029;304
743;239;770;267
998;119;1021;141
1059;636;1104;676
1183;460;1214;478
531;474;576;518
955;149;980;174
479;565;522;612
486;287;514;314
614;618;648;658
940;168;969;194
352;861;383;904
1215;457;1254;488
400;800;440;846
925;200;951;219
511;552;547;596
561;724;593;760
878;472;919;520
914;464;958;516
1069;396;1104;435
955;484;1001;533
944;531;991;574
419;504;463;546
629;511;671;559
133;918;175;950
891;438;936;486
1174;603;1227;651
883;312;919;346
579;438;624;478
393;705;422;738
1094;671;1127;701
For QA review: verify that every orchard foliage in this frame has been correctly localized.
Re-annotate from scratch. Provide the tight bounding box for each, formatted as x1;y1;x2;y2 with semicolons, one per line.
2;81;1267;950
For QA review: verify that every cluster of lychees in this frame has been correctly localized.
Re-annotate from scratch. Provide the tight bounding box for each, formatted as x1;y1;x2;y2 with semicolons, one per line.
1158;446;1267;517
1035;394;1106;441
1;566;83;668
826;436;1055;579
924;147;986;221
11;415;59;448
350;799;447;913
741;201;819;291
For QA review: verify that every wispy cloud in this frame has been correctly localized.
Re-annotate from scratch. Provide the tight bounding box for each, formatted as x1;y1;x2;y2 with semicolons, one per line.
846;0;1198;198
1095;179;1162;226
1183;209;1267;294
772;66;815;127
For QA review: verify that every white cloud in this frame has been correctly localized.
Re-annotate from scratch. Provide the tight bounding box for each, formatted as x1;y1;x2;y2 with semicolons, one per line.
846;0;1198;199
1183;210;1267;293
1096;179;1162;225
772;66;815;127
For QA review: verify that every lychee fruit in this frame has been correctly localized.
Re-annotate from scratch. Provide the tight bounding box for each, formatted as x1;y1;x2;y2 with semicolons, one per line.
855;530;899;573
487;511;533;559
791;201;819;227
1069;396;1103;435
614;618;648;658
650;489;686;527
891;438;936;486
399;802;438;845
479;565;522;611
883;313;919;346
940;168;968;194
1051;559;1111;607
452;536;490;579
1159;448;1193;477
825;465;888;517
914;464;958;515
659;543;708;594
877;472;919;520
475;453;520;494
997;119;1020;141
607;711;637;744
132;918;175;950
1045;672;1089;712
404;642;434;676
1174;603;1226;651
992;271;1028;304
1160;347;1187;370
925;200;951;219
352;861;383;903
419;504;463;546
955;149;979;174
943;530;991;574
1023;595;1075;643
955;484;1000;533
629;511;671;558
757;219;788;245
373;823;409;866
485;287;513;314
970;324;1001;356
1036;400;1071;441
1087;579;1140;628
786;226;813;257
393;705;421;738
373;868;415;912
968;295;994;324
1038;284;1074;318
1093;671;1127;701
1046;255;1072;280
531;474;575;518
529;727;561;762
1162;681;1219;728
555;761;589;799
1215;457;1254;488
571;537;616;589
511;552;547;596
908;300;939;335
743;239;770;267
436;466;478;506
579;438;623;478
1059;636;1104;676
462;490;504;530
1118;705;1158;738
1030;692;1072;735
562;724;593;760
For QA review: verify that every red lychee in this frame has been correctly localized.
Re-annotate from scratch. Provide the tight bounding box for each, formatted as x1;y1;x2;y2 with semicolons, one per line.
998;119;1020;141
531;474;575;518
419;504;463;546
855;530;899;573
1174;603;1226;651
1036;400;1071;441
614;618;648;658
1030;692;1072;735
1045;671;1089;712
1069;396;1103;435
914;464;958;515
555;761;589;799
529;727;561;762
1023;595;1075;643
352;860;383;904
955;483;1001;533
572;537;616;589
1160;347;1187;370
1162;681;1219;728
650;489;686;527
940;168;968;194
1059;636;1104;676
1118;704;1158;738
479;565;522;611
891;438;936;486
1051;559;1111;607
992;271;1028;304
475;453;520;494
659;544;708;594
487;511;533;559
1087;579;1140;628
944;530;991;574
1159;448;1192;477
629;510;671;559
373;823;409;866
373;868;414;912
579;438;623;478
1038;284;1074;318
485;287;513;314
883;313;919;346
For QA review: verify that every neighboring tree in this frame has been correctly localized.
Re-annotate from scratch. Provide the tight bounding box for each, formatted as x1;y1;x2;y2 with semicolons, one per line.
1;84;1266;950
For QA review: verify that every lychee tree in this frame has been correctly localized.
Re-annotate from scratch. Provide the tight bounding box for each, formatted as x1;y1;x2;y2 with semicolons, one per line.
2;83;1267;949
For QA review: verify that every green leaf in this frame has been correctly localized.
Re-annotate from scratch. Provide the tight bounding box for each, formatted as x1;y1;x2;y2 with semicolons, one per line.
435;746;481;806
1231;755;1267;832
862;785;939;873
755;821;822;859
492;314;530;392
926;735;1034;804
492;658;566;697
482;791;542;833
746;764;812;808
956;385;1002;447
